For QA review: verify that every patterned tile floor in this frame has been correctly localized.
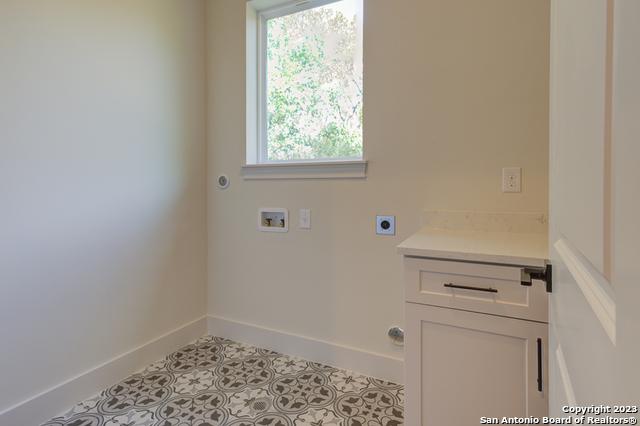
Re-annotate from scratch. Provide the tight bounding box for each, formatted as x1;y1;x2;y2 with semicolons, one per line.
42;336;404;426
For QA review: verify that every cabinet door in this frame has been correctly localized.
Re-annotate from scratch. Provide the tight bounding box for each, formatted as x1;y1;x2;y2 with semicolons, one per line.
405;303;548;426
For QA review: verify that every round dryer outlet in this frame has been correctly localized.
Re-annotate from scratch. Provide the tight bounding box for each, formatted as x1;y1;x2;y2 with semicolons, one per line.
388;326;405;345
217;174;230;189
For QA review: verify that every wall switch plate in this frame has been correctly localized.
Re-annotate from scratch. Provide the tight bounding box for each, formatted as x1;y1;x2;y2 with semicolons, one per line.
502;167;522;193
376;215;396;235
299;209;311;229
259;208;288;232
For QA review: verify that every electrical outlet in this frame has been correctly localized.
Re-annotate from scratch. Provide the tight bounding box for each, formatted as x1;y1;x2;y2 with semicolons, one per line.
502;167;522;193
376;215;396;235
299;209;311;229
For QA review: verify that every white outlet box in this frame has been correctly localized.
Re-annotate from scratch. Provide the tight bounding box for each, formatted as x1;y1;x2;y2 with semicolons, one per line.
502;167;522;193
299;209;311;229
376;215;396;235
259;208;288;232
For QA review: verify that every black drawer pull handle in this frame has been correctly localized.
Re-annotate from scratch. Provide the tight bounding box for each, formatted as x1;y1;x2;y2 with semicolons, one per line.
443;283;498;293
537;338;543;392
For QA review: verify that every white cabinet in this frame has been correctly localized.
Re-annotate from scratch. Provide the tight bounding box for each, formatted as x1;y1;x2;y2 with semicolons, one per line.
402;256;549;426
405;303;548;426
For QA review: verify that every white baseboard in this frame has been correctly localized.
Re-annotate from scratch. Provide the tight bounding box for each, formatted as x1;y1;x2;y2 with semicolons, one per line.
0;316;207;426
207;315;404;384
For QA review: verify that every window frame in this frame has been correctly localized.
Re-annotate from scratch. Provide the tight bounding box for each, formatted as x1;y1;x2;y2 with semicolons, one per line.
254;0;365;166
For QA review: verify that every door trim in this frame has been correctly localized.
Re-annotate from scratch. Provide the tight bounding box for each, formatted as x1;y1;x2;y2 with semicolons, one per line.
554;343;577;406
554;238;616;344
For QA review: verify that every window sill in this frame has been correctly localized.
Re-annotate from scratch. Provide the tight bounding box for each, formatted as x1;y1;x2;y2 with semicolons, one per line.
241;160;367;180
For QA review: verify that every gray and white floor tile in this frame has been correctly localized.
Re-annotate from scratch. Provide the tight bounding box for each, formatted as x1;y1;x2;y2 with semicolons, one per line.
42;336;404;426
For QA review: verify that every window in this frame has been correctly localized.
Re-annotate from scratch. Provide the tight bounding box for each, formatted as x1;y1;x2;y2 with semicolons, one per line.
246;0;365;177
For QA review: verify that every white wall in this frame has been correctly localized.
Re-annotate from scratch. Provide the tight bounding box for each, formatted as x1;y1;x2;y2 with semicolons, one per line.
206;0;550;366
0;0;207;414
0;0;550;412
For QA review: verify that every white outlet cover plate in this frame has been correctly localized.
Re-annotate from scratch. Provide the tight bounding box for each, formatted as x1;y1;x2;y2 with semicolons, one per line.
376;215;396;235
502;167;522;193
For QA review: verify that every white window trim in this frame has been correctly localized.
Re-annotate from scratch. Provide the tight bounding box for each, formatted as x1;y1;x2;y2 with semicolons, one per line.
242;159;367;180
245;0;366;179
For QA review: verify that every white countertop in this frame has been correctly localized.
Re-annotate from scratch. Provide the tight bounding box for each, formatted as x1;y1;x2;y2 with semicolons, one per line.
397;227;548;267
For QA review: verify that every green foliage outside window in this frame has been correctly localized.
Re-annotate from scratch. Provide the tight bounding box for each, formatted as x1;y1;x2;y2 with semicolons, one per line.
266;2;363;161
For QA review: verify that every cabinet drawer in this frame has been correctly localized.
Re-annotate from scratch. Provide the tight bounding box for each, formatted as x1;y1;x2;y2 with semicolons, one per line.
404;257;548;322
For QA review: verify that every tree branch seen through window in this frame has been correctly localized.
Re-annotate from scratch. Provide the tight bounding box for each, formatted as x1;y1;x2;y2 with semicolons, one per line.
265;0;363;162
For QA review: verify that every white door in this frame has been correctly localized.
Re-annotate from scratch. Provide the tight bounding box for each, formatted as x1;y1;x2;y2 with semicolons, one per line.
549;0;640;412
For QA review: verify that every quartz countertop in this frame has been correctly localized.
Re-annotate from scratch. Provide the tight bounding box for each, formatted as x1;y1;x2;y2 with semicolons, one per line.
397;227;548;268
